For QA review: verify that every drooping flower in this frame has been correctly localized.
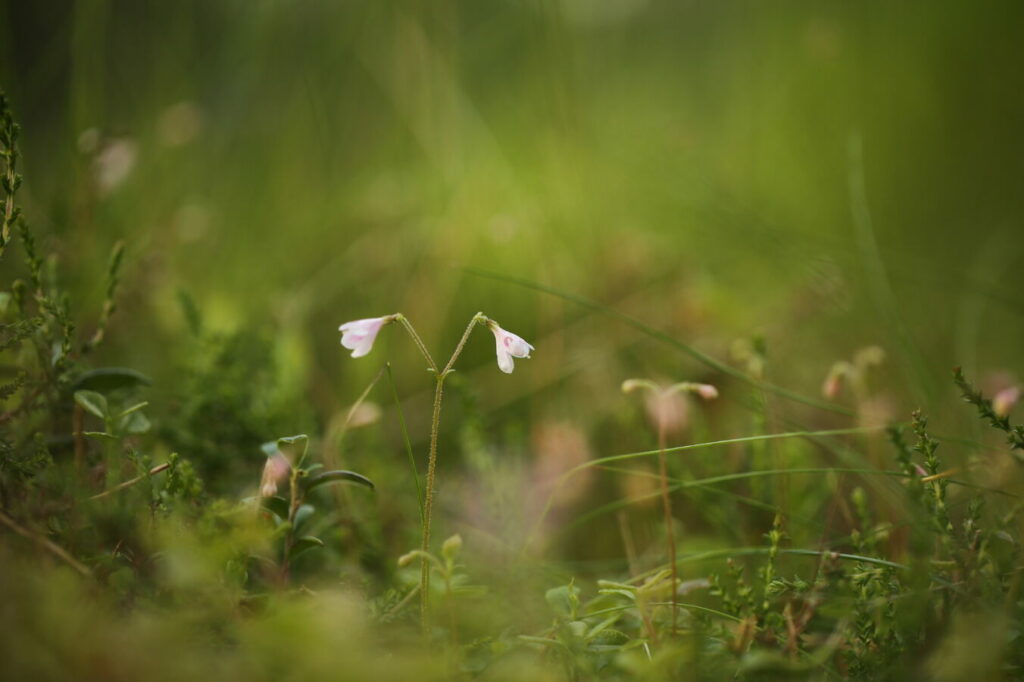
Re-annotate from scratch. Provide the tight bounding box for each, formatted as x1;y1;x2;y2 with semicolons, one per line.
488;322;534;374
259;453;291;497
339;316;394;358
822;361;851;399
621;378;716;435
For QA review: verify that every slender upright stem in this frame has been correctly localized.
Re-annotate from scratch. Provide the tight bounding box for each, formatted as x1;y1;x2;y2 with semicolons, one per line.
282;469;302;584
396;315;438;373
420;374;446;632
657;418;678;637
418;312;485;633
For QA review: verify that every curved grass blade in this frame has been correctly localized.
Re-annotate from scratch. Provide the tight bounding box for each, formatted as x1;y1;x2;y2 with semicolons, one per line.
386;362;424;524
522;426;884;550
464;267;854;416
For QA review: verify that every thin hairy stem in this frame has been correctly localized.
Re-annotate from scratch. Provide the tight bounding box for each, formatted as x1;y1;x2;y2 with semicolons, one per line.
396;315;438;373
421;374;446;632
419;312;485;633
443;312;485;374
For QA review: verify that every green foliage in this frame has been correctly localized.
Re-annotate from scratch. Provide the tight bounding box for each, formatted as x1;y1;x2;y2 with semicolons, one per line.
159;323;312;493
3;5;1024;676
954;367;1024;459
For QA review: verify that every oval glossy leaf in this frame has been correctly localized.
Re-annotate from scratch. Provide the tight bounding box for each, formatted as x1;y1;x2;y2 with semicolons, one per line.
303;470;375;493
293;504;315;531
73;368;152;393
288;535;324;561
259;495;290;520
74;390;108;419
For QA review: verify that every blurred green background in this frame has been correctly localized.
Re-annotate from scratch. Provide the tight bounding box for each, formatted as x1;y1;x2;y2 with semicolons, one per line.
2;0;1023;529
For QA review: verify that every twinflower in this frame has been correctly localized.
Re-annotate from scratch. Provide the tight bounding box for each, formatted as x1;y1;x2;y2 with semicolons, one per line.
339;315;396;358
488;322;534;374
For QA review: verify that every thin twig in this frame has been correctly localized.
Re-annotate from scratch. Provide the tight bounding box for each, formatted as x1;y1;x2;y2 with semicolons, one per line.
88;463;170;500
0;509;92;576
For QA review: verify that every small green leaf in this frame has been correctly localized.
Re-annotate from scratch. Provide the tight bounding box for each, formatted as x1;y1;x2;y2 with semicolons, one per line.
276;434;308;466
303;470;375;493
119;411;151;435
260;495;290;520
442;534;463;561
117;401;149;418
293;504;315;530
546;583;581;620
73;368;152;393
289;536;324;561
74;390;108;419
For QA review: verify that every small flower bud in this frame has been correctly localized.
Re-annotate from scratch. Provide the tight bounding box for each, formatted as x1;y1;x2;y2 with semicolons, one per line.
822;361;852;399
442;534;463;561
694;383;718;400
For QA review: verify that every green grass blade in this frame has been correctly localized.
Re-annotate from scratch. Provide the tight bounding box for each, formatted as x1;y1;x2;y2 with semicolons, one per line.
465;267;854;416
386;362;424;524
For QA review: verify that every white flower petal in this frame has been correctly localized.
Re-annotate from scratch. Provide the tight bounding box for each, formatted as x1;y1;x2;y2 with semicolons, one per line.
338;316;391;358
496;349;515;373
490;322;533;373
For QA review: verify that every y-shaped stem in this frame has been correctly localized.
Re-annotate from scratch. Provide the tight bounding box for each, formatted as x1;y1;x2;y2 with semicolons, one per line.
419;312;486;633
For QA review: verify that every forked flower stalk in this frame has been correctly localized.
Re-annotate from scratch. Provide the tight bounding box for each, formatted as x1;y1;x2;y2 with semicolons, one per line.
622;378;717;639
337;310;533;634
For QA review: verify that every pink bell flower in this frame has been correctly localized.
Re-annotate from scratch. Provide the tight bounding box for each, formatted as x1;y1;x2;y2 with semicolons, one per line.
339;316;393;358
489;323;534;374
259;453;291;497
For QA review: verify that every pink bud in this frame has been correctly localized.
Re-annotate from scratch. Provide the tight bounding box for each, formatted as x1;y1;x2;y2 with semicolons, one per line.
695;383;719;400
822;373;843;399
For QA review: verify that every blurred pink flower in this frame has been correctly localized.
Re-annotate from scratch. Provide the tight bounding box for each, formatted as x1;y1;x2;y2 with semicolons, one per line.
993;386;1020;418
621;378;717;435
259;453;290;497
339;316;393;358
644;390;689;435
489;323;534;374
822;372;844;399
695;383;719;400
